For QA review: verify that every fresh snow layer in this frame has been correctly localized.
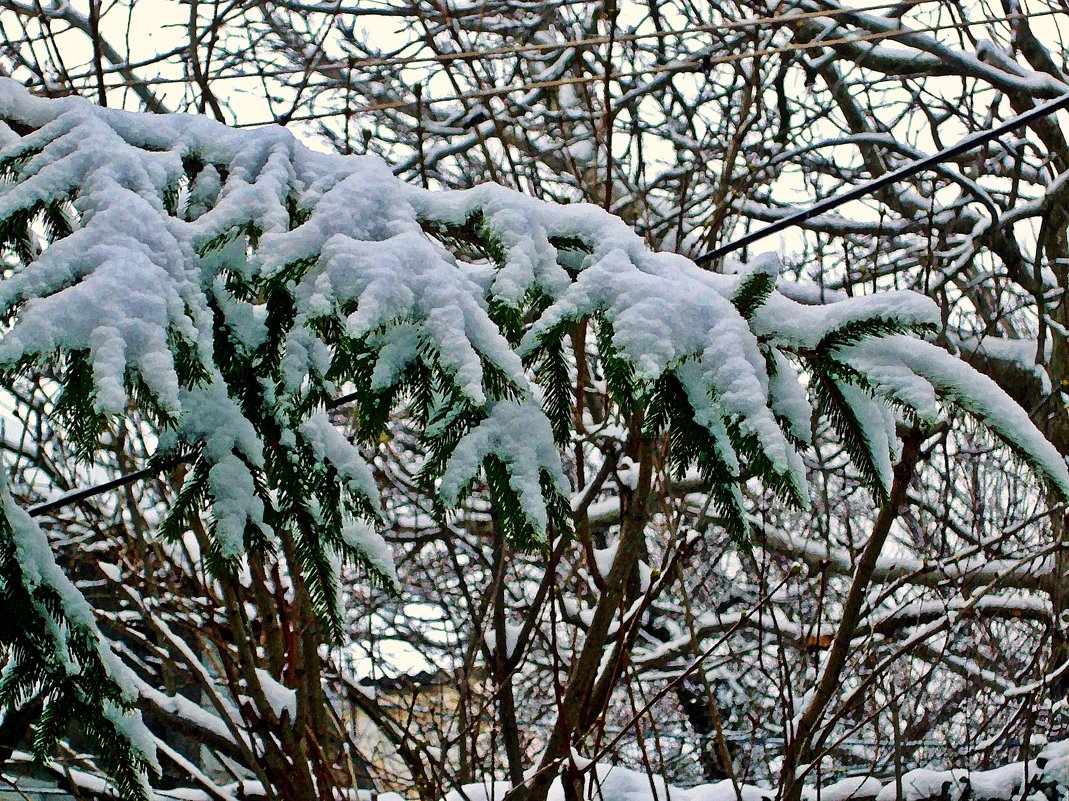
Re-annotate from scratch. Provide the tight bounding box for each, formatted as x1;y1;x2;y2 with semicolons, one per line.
443;741;1069;801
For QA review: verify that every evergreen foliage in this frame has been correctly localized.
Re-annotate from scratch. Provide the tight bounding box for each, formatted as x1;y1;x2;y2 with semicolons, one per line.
0;82;1066;795
0;477;157;800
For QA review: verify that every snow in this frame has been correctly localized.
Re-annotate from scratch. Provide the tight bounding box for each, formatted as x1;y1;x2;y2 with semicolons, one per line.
132;674;247;749
1036;740;1069;788
521;245;806;494
752;290;940;352
441;742;1069;801
443;782;509;801
592;543;618;577
954;334;1051;395
843;335;1069;498
341;519;400;589
443;764;774;801
802;776;883;801
367;322;422;389
616;456;639;490
839;383;897;493
438;400;568;538
875;770;969;801
204;452;268;557
253;668;297;721
769;349;813;442
300;411;379;503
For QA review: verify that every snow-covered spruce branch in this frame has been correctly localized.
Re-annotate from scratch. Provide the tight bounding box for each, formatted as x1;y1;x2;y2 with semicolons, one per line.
0;81;1066;797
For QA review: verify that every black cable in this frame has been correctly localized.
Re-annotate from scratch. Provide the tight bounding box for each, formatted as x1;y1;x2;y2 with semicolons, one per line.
28;454;192;517
695;91;1069;265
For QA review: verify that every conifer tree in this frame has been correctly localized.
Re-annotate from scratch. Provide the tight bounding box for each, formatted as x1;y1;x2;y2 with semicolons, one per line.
0;82;1066;798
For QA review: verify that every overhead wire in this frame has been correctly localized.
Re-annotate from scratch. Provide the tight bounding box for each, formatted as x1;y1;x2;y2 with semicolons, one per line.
694;90;1069;263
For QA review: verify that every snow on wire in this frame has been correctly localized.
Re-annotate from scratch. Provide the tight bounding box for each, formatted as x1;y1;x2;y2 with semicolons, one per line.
0;80;1066;798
